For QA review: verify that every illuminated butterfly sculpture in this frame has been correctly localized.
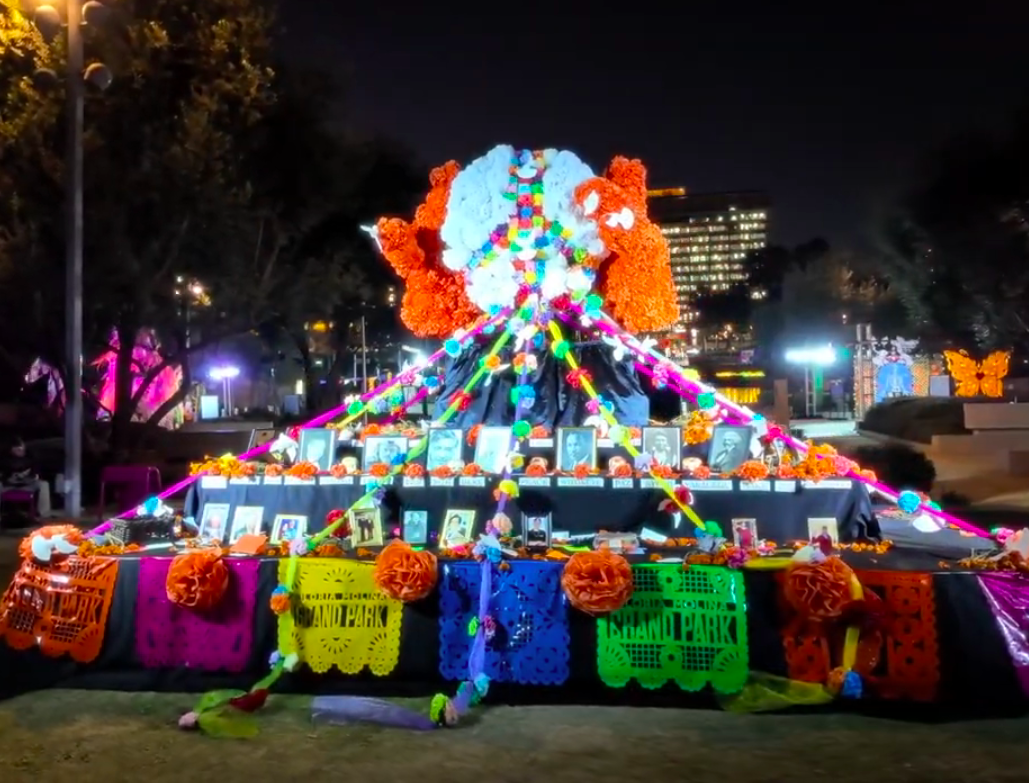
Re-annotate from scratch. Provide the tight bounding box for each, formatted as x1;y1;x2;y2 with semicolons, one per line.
942;350;1010;398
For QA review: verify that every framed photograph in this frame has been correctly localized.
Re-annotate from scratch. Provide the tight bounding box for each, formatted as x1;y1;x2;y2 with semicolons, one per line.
350;507;384;547
473;426;512;474
247;428;277;451
271;514;308;545
707;424;754;473
229;506;265;543
808;518;840;545
299;428;338;471
403;510;428;545
199;503;230;542
731;518;758;549
440;509;476;548
522;513;551;549
642;426;682;469
426;428;463;471
556;427;598;472
363;435;408;470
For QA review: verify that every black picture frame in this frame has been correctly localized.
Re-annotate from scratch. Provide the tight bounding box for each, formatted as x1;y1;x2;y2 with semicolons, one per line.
555;427;598;472
426;428;464;471
298;428;338;472
706;424;754;473
642;426;682;469
362;435;408;470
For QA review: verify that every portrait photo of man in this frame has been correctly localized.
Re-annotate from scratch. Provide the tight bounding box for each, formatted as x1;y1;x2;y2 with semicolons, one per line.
523;514;551;548
707;425;754;473
299;428;338;472
642;427;682;468
426;428;463;471
556;427;597;472
473;427;512;474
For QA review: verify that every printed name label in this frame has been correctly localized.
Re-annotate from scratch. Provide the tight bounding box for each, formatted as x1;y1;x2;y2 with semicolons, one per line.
612;478;635;489
528;438;554;448
556;477;605;488
774;480;797;493
199;476;227;490
739;481;772;492
229;477;258;486
429;477;455;488
262;476;283;486
402;477;426;488
802;479;852;490
361;475;393;486
684;480;734;492
284;476;310;486
458;477;486;488
319;476;349;486
517;477;552;488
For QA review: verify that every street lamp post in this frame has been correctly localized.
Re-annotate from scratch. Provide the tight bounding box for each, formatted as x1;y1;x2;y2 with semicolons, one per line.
784;345;837;418
33;1;112;518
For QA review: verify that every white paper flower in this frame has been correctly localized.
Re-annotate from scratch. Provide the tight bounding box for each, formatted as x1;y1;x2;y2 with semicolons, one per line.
440;145;516;255
542;150;595;221
467;258;520;312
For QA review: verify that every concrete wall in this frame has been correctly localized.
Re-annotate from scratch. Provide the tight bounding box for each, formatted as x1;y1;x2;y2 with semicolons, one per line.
964;403;1029;431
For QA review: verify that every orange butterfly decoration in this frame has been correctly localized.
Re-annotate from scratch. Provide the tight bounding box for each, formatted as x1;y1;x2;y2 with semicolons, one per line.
943;350;1010;397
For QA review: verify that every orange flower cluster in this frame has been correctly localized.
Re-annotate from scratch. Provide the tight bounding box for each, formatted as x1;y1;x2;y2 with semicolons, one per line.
166;550;229;611
466;424;482;445
373;541;439;602
77;540;141;557
525;462;548;477
783;556;856;620
403;463;426;478
314;542;346;557
684;545;742;567
360;424;382;441
684;411;714;445
189;457;254;478
650;464;676;479
958;552;1029;572
462;463;483;476
609;461;633;478
572;463;596;479
264;464;285;477
285;461;319;479
19;524;84;562
784;444;839;481
841;539;894;556
530;425;550;439
430;465;455;478
368;462;391;477
330;463;352;478
561;550;634;615
734;460;770;482
269;591;291;615
691;465;712;479
574;159;677;333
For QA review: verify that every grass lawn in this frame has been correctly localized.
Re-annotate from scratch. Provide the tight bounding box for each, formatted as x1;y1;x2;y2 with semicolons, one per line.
1;690;1028;783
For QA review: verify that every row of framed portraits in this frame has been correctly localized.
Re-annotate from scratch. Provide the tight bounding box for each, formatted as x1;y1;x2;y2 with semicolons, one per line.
197;502;385;547
261;422;759;475
407;509;558;549
197;501;560;551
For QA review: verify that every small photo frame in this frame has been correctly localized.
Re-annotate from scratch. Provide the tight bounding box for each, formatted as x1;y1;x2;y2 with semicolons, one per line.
403;509;428;544
426;428;463;471
363;435;408;470
199;503;231;542
522;513;552;549
731;518;758;549
441;509;476;548
271;514;308;545
556;427;598;472
642;426;682;469
229;506;265;543
247;428;277;451
350;507;384;547
707;424;755;473
298;428;338;471
473;426;512;474
808;518;840;545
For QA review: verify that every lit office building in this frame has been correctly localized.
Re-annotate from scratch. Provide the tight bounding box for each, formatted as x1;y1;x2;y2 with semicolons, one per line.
647;189;770;329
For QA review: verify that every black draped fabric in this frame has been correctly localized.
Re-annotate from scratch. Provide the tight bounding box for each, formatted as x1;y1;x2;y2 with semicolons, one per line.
2;553;1026;718
433;333;649;428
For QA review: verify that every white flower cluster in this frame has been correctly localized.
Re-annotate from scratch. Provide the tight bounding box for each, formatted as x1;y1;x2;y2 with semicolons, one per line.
438;145;608;313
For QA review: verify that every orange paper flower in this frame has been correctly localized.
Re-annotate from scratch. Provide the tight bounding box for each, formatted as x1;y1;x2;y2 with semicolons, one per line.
561;550;634;615
529;425;550;439
373;541;439;602
735;460;770;481
286;461;319;479
525;462;548;477
692;465;712;479
572;463;593;479
269;591;291;615
783;556;856;621
403;463;426;478
462;463;483;476
430;465;454;478
610;462;633;478
368;462;391;477
466;424;482;446
19;524;84;562
264;464;284;477
360;424;382;441
166;550;229;611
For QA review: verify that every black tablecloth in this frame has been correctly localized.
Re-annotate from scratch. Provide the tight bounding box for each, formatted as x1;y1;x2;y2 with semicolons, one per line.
184;477;878;543
0;553;1022;716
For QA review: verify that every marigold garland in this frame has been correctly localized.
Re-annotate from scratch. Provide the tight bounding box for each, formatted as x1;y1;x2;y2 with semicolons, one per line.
188;456;254;478
734;460;770;482
373;540;439;602
285;461;319;479
561;550;634;615
166;550;230;611
684;411;714;445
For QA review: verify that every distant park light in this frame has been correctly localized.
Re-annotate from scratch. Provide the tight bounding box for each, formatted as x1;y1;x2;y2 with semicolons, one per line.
209;366;240;380
784;345;836;366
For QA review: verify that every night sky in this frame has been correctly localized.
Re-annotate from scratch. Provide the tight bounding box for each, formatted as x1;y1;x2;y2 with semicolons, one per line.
280;2;1029;249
